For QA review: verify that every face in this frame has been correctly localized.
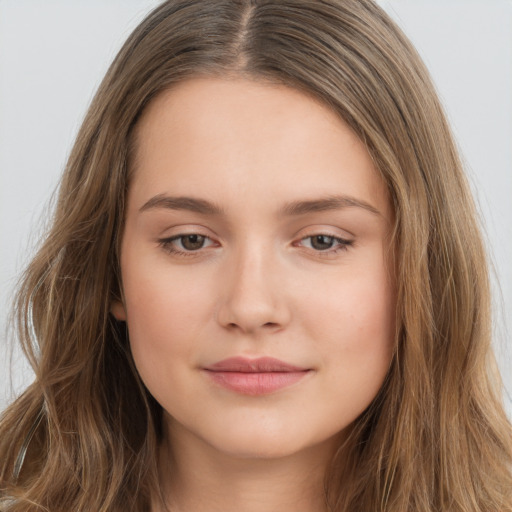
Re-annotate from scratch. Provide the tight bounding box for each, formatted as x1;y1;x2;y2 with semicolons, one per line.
113;77;395;461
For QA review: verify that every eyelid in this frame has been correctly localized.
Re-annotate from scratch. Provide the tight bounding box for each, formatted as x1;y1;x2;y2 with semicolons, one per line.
158;233;217;254
295;224;353;241
294;232;353;255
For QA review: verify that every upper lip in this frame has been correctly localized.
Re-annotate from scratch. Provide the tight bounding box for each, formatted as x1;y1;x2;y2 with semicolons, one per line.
204;356;308;373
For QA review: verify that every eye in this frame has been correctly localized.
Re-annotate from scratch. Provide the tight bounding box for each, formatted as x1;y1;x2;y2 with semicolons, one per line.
158;233;216;256
298;234;353;253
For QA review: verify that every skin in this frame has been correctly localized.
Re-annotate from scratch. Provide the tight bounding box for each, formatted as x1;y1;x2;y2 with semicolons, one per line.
112;77;396;512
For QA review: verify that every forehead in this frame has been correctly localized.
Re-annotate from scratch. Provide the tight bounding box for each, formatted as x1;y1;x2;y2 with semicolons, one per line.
128;77;391;221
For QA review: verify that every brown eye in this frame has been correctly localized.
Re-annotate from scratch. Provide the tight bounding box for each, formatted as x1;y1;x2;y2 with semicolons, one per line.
310;235;336;250
297;234;353;255
180;234;206;250
158;233;216;257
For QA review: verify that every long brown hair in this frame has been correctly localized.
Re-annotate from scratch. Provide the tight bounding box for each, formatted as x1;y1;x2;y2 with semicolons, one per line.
1;1;511;510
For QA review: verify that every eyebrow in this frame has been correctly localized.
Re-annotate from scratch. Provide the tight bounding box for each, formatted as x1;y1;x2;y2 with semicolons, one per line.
140;194;224;215
139;193;381;217
278;195;381;217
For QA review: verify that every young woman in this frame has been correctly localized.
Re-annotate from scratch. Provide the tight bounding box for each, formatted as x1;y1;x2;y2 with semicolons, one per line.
1;1;511;511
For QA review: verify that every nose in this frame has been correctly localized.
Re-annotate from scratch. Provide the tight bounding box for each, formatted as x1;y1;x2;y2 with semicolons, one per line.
216;244;291;335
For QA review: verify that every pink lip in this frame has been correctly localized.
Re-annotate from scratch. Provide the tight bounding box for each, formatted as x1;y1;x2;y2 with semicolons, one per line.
203;357;311;395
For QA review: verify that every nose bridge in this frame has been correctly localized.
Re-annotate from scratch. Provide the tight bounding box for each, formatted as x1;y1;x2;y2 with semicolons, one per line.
231;239;272;296
216;235;288;333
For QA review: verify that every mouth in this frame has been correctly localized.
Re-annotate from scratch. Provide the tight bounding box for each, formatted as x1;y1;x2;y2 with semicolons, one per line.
202;356;312;396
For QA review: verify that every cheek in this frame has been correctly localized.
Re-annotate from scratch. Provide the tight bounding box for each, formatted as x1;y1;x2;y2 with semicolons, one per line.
303;260;395;396
120;259;215;393
305;260;394;341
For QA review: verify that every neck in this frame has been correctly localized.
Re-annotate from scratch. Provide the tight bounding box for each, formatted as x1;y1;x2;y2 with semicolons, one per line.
154;420;340;512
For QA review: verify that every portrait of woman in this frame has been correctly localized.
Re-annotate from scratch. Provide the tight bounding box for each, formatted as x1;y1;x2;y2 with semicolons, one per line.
1;1;511;511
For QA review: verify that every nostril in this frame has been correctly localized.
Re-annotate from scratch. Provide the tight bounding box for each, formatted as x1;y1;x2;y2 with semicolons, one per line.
225;321;280;332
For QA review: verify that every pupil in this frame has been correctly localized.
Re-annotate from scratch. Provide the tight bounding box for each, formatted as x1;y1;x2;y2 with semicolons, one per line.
311;235;333;250
182;234;204;250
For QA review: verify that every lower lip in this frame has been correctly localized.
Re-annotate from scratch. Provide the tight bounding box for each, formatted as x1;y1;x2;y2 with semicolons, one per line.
204;370;310;395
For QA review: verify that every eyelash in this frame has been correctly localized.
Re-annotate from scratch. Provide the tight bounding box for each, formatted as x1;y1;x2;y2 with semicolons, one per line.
157;233;353;258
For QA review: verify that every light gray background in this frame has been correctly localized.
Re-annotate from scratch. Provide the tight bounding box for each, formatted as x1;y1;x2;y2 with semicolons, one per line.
1;1;511;417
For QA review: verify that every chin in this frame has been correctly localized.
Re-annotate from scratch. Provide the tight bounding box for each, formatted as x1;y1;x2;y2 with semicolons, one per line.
213;435;306;460
200;418;338;461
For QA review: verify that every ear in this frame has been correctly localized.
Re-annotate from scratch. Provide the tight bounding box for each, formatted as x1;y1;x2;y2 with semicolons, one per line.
111;300;127;321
